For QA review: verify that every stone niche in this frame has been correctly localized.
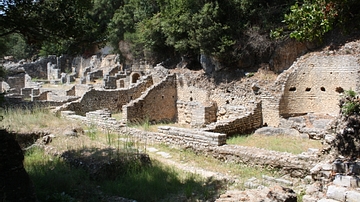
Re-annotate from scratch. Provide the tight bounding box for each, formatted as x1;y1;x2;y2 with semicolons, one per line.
279;55;360;118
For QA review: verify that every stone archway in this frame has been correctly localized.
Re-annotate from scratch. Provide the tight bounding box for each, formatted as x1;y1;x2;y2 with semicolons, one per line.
130;72;141;84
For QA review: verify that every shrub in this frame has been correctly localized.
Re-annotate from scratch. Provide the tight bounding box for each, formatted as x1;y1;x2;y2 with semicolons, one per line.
340;90;360;116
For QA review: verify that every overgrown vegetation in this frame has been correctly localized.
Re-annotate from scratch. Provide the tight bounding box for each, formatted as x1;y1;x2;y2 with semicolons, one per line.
0;106;79;134
24;146;224;202
340;89;360;116
0;106;224;201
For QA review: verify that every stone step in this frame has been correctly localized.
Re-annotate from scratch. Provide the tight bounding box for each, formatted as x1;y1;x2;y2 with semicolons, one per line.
326;185;360;202
333;175;360;188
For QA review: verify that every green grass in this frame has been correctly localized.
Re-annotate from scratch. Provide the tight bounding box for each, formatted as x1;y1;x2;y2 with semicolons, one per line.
227;134;322;154
154;144;279;190
24;147;92;202
24;147;224;202
0;106;81;134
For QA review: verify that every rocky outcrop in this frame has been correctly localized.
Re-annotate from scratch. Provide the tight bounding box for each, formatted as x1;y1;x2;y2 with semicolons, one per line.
0;129;37;202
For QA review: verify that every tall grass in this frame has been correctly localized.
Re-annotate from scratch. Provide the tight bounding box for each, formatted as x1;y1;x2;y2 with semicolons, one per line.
0;105;81;134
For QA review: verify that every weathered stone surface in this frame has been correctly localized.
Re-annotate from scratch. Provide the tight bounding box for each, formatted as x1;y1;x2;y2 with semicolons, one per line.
254;126;300;136
346;190;360;202
326;185;347;201
333;175;360;188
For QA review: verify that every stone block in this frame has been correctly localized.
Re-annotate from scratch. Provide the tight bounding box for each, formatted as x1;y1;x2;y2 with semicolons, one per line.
302;195;317;202
318;199;340;202
333;175;360;188
348;162;360;175
333;160;346;173
326;185;346;201
346;190;360;202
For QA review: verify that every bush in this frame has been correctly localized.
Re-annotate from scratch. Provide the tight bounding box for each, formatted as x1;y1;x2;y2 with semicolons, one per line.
340;90;360;116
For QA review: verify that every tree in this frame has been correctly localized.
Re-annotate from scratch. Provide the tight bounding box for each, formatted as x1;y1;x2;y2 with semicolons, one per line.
0;0;101;56
280;0;360;42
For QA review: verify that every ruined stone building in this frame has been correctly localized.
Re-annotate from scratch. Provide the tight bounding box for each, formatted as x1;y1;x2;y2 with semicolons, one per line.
2;42;360;137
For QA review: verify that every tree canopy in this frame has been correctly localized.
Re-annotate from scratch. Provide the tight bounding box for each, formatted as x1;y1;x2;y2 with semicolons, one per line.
1;0;360;65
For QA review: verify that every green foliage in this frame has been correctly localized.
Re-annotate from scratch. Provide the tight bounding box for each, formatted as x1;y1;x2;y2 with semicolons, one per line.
1;0;103;56
341;90;360;116
345;89;357;98
283;0;337;41
0;33;35;60
3;0;360;65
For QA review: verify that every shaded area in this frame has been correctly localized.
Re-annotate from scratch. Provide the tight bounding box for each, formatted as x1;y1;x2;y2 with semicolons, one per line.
0;129;37;202
25;145;226;202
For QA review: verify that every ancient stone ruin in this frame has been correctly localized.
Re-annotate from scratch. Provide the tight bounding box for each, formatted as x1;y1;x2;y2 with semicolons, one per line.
2;38;360;201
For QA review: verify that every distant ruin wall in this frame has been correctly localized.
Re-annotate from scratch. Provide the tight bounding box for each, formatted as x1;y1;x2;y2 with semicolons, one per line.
206;102;263;135
123;75;177;123
21;56;57;79
6;73;25;94
62;76;153;115
279;55;360;117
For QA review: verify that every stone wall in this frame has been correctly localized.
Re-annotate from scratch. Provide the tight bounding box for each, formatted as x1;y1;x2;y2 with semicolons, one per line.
65;84;92;97
61;109;318;177
279;55;360;117
21;56;57;79
122;74;177;123
21;88;33;99
158;126;226;146
6;73;26;94
206;102;263;135
32;91;49;101
177;100;217;127
60;76;154;115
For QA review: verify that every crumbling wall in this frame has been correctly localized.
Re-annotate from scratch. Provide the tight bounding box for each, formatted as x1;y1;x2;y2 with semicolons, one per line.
21;88;33;99
206;102;263;135
176;76;213;125
279;55;360;117
6;73;26;94
61;76;153;115
177;101;217;127
21;56;57;79
123;74;177;123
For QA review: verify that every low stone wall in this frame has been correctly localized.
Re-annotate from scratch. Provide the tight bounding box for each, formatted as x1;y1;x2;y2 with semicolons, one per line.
205;145;317;177
7;73;26;94
61;109;318;177
158;126;226;146
59;76;154;115
205;102;263;135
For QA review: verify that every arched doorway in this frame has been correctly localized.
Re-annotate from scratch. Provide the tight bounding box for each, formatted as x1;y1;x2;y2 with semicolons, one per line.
131;73;141;84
